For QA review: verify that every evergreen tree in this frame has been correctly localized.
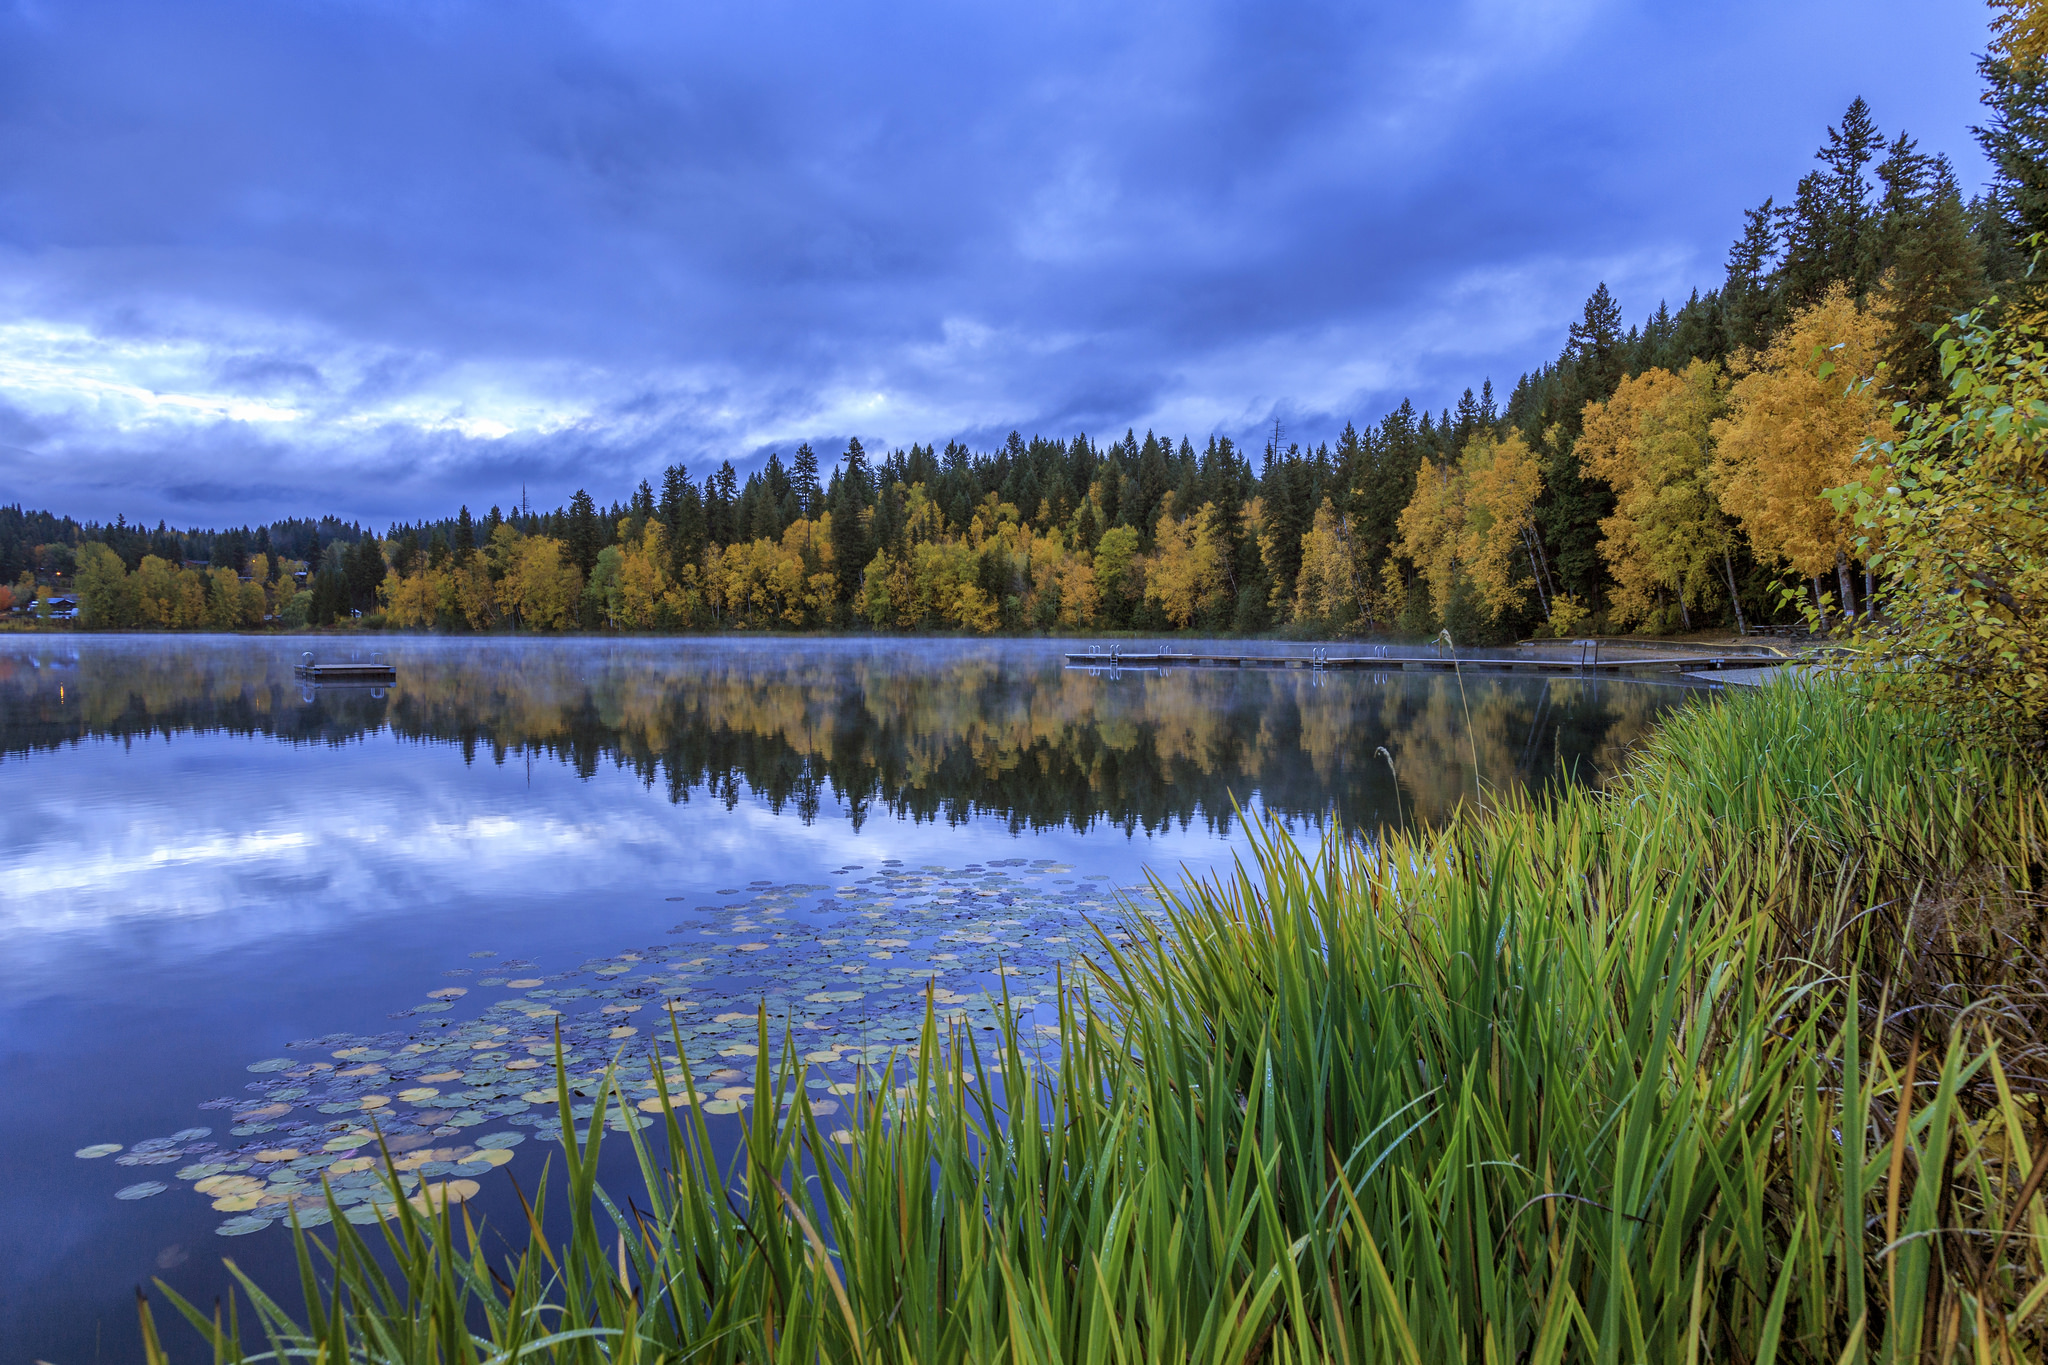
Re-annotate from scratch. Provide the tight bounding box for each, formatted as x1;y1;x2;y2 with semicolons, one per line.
1777;98;1882;308
566;489;601;576
454;506;476;563
630;480;655;543
1723;201;1782;351
1542;284;1628;604
831;439;872;608
1134;433;1170;544
660;462;705;581
791;443;822;518
343;536;386;614
1976;53;2048;256
1876;160;1988;400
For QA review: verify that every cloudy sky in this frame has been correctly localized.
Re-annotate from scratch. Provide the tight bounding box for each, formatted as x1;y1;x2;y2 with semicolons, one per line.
0;0;1995;528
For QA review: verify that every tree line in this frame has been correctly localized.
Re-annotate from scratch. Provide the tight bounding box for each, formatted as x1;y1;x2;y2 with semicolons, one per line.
17;63;2038;640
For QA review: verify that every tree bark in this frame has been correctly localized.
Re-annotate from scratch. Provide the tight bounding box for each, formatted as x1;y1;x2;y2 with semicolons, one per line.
1836;550;1857;621
1723;552;1749;635
1522;528;1550;615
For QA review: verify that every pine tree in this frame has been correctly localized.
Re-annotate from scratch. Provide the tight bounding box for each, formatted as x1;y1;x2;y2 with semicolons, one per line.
660;462;705;583
566;489;601;576
1135;433;1170;546
1778;98;1882;309
1976;54;2048;254
791;444;822;519
1541;284;1627;603
454;506;476;563
1876;161;1987;400
1723;201;1782;352
630;480;655;543
831;439;872;608
344;536;387;614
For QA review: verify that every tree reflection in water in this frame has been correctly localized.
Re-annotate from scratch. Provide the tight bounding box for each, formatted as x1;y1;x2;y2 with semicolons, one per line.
0;637;1698;833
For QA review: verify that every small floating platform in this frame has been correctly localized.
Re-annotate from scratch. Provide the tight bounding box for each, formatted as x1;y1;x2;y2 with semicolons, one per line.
293;661;396;683
1064;650;1794;677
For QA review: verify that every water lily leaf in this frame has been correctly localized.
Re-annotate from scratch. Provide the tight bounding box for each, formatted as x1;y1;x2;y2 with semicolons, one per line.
428;987;468;999
246;1059;293;1073
216;1215;273;1236
328;1157;376;1175
115;1181;168;1200
75;1143;121;1159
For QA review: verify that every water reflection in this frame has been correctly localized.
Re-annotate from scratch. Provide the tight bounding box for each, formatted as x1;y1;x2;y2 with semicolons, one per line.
0;635;1685;834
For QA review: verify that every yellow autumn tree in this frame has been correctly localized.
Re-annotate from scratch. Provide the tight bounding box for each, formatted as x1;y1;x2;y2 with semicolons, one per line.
1396;431;1544;624
1713;284;1889;613
1580;360;1740;630
1146;493;1229;628
1396;457;1465;619
1291;498;1361;627
1459;430;1543;620
496;533;581;629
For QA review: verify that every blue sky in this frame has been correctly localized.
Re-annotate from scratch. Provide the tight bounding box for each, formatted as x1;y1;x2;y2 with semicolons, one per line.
0;0;1996;527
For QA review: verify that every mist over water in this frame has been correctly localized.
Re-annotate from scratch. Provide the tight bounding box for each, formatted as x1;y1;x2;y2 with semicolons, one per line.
0;635;1699;1362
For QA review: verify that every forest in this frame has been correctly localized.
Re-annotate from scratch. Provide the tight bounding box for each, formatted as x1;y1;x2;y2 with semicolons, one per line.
4;79;2026;641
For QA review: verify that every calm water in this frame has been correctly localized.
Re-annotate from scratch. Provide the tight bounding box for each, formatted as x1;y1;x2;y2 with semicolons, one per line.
0;635;1700;1363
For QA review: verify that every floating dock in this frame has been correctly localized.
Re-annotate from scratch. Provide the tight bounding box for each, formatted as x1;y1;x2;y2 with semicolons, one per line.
293;660;397;683
1063;648;1795;678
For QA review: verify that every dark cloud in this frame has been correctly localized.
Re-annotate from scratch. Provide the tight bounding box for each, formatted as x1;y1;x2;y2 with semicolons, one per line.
0;0;1995;526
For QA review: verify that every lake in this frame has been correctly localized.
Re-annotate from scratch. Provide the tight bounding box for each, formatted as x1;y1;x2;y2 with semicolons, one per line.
0;635;1701;1363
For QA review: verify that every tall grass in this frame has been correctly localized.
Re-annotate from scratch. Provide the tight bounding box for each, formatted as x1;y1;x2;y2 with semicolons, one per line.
142;677;2048;1363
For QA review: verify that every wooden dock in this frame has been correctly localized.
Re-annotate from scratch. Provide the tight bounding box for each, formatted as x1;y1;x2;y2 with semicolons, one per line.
293;660;397;683
1063;648;1794;678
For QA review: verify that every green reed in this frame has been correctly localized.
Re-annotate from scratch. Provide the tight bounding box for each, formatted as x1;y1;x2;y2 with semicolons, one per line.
141;677;2048;1363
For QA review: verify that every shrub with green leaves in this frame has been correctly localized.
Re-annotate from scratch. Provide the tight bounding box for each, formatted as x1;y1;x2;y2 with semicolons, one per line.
1836;292;2048;755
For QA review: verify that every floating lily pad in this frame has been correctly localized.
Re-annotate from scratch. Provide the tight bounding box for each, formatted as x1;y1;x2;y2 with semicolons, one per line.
216;1215;273;1236
246;1059;293;1074
75;1143;121;1159
115;1181;168;1200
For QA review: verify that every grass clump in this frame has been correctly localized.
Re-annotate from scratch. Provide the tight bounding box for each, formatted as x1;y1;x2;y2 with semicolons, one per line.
142;676;2048;1363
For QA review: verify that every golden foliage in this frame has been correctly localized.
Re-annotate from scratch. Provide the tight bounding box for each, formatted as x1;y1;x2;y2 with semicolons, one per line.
1712;285;1889;579
1395;430;1543;623
1145;494;1230;628
1581;360;1736;628
1991;0;2048;68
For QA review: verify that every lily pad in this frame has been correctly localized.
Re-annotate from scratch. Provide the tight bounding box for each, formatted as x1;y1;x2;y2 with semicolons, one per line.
216;1216;273;1236
115;1181;168;1200
75;1143;121;1159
